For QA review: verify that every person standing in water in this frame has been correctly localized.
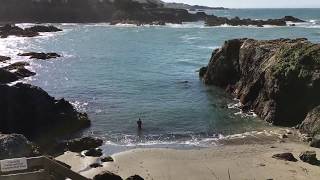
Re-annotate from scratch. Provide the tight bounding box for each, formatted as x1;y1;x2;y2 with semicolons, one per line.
137;118;142;130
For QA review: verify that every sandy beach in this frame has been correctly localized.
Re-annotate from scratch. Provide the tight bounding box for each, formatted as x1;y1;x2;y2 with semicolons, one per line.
56;130;320;180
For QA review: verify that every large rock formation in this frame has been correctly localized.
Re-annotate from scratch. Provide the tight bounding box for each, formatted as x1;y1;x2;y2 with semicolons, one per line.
0;83;90;139
300;106;320;136
0;133;38;159
0;24;62;38
200;38;320;127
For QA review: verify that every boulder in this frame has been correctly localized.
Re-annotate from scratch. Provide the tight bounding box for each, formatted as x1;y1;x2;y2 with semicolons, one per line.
0;133;38;159
18;52;61;60
85;148;103;157
63;137;103;152
25;25;62;32
93;171;123;180
126;175;144;180
272;153;298;162
101;156;114;162
201;38;320;127
310;135;320;148
299;151;318;165
300;106;320;136
198;66;207;78
0;83;90;139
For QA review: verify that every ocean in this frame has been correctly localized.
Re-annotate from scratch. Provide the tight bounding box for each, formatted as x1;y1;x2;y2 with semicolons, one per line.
1;8;320;154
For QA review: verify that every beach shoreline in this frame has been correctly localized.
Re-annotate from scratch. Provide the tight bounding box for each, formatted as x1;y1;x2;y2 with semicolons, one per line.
56;129;320;180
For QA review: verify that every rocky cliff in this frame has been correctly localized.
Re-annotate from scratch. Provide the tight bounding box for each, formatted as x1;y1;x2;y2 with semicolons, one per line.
200;38;320;132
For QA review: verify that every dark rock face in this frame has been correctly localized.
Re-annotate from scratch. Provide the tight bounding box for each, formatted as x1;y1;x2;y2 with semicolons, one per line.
0;133;38;159
272;153;298;162
18;52;61;60
201;38;320;127
93;171;123;180
0;55;10;62
85;148;103;157
126;175;144;180
25;25;62;32
299;151;319;165
205;16;304;27
63;137;103;152
0;83;90;139
300;106;320;136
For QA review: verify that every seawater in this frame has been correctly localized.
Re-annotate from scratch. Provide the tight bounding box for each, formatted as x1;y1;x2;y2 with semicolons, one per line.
1;8;320;153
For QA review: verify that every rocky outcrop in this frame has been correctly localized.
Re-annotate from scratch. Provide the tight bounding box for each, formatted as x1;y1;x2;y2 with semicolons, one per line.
0;24;39;38
0;133;39;159
25;25;62;32
60;137;103;153
300;106;320;136
0;68;20;83
0;24;62;38
299;151;319;165
205;16;304;27
3;62;36;79
85;148;103;157
0;55;10;62
201;38;320;127
18;52;61;60
0;83;90;139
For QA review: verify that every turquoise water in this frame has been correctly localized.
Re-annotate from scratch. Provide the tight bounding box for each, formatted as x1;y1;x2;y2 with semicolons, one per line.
1;9;320;150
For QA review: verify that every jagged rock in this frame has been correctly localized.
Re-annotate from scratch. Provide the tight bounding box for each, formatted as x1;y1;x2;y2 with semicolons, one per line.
299;151;318;165
85;148;103;157
0;55;10;62
4;62;30;71
14;67;36;78
272;153;298;162
300;106;320;137
201;38;320;127
0;133;38;159
310;135;320;148
0;83;90;138
63;137;103;152
93;171;123;180
18;52;61;60
126;175;144;180
25;25;62;32
101;156;114;162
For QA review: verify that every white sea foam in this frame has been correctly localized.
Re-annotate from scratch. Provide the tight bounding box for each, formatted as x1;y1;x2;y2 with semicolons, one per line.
71;101;89;112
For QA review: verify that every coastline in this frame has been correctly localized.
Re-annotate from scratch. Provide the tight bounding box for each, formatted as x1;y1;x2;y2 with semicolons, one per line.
57;133;320;180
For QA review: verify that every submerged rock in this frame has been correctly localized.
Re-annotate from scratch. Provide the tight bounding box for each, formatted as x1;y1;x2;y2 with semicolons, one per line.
0;83;90;139
201;38;320;127
18;52;61;60
93;171;123;180
0;133;38;159
272;153;298;162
